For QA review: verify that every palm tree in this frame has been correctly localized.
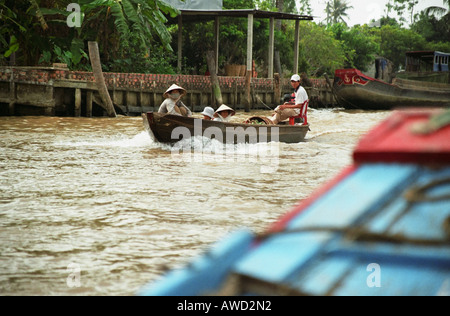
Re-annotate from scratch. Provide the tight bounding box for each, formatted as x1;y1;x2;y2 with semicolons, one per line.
425;0;449;17
324;0;354;25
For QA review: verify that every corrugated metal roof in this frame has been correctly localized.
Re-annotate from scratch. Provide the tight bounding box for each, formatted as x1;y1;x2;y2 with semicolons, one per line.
168;9;314;22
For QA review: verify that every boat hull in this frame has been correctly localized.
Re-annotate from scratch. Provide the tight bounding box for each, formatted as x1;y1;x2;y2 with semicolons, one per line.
143;112;309;144
334;69;450;110
139;108;450;296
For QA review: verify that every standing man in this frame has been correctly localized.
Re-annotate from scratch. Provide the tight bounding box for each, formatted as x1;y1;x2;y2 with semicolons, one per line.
270;74;308;125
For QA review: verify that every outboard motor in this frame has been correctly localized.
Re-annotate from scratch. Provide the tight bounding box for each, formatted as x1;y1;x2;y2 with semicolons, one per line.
283;93;295;104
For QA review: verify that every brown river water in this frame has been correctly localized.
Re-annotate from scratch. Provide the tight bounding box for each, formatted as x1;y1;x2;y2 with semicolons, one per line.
0;109;391;295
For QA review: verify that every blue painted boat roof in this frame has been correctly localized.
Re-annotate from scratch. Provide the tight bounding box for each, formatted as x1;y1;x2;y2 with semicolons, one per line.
140;163;450;296
233;164;450;296
139;110;450;296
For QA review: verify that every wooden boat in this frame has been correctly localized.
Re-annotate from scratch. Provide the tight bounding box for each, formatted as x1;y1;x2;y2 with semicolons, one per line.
400;51;450;84
138;108;450;296
333;68;450;110
142;112;309;144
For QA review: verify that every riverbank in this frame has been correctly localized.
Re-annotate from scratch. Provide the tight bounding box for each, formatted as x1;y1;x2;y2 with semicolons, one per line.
0;66;336;117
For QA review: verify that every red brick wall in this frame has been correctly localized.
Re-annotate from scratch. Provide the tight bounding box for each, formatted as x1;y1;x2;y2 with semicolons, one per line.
0;67;327;92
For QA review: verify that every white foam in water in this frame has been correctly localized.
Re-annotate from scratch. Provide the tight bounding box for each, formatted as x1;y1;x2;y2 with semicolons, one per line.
167;135;281;173
169;135;279;156
109;132;155;148
55;131;156;148
306;129;355;140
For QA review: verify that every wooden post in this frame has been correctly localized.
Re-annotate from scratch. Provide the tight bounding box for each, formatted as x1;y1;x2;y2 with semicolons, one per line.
245;71;252;112
274;73;281;105
86;90;93;117
268;17;275;79
152;92;157;111
139;80;144;113
112;74;117;105
246;14;254;73
125;91;130;115
9;69;16;115
294;20;300;75
88;41;116;117
189;92;194;112
233;80;237;108
206;50;223;106
245;13;254;112
47;84;55;115
214;17;220;73
8;100;15;116
324;73;339;105
178;15;183;73
75;88;81;117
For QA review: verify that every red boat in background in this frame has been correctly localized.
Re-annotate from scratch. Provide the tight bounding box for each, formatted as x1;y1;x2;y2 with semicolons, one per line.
333;68;450;110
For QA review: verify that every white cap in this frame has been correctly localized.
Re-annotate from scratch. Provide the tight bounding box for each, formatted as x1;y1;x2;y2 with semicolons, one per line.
201;107;215;119
291;74;301;82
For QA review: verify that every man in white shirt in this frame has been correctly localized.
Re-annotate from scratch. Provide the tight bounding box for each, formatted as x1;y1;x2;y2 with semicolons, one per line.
270;74;308;125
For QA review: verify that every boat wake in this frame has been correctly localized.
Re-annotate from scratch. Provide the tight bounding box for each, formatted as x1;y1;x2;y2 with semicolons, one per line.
153;135;281;173
158;135;281;157
55;131;156;148
306;129;357;140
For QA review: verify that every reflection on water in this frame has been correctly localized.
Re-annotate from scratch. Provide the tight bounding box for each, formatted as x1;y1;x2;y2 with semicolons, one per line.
0;109;391;295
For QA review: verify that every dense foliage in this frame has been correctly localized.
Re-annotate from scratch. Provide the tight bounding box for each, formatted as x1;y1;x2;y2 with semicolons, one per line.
1;0;449;76
1;0;179;73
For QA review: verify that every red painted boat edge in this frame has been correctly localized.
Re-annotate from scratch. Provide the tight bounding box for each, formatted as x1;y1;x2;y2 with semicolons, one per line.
353;109;450;165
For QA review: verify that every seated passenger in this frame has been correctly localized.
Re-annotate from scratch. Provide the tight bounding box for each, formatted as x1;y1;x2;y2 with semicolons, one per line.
213;104;235;122
158;84;192;117
201;107;215;120
270;74;308;125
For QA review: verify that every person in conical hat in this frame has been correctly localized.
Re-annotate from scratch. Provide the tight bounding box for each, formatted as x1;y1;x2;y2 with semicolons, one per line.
163;84;187;99
158;84;192;117
213;104;235;122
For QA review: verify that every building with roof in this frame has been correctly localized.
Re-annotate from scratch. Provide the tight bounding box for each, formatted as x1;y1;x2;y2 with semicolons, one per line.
161;0;313;79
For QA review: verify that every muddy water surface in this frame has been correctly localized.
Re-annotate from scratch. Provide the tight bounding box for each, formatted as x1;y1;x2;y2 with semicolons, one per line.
0;109;390;295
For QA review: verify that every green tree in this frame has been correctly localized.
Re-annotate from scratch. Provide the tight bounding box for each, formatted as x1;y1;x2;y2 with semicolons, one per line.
298;0;312;16
329;23;379;71
177;0;300;75
420;0;450;46
324;0;353;25
172;0;250;74
298;22;346;76
378;16;401;27
388;0;419;25
376;24;427;70
425;0;449;17
411;11;442;43
1;0;178;73
277;0;297;13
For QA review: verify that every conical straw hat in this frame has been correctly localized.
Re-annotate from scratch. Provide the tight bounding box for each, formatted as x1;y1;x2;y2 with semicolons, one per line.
214;104;235;117
164;84;187;99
